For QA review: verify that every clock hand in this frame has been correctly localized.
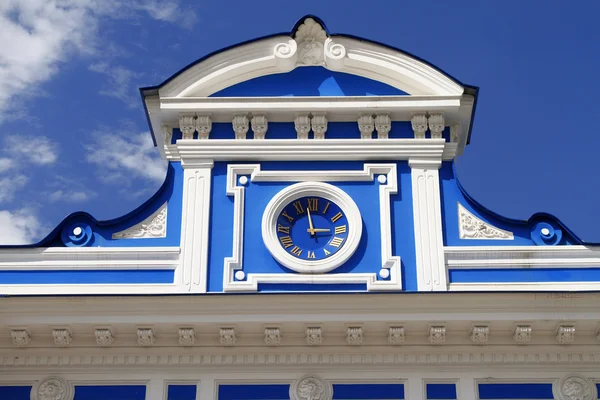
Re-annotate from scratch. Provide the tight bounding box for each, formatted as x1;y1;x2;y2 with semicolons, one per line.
307;228;331;233
307;207;315;236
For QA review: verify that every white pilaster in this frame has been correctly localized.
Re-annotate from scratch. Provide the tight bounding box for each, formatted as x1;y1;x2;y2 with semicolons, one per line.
146;378;165;400
179;159;214;293
409;158;446;291
458;377;477;400
407;377;425;400
198;378;215;400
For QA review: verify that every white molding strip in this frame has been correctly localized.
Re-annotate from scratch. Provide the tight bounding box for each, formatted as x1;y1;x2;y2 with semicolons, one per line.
165;139;455;162
0;247;181;295
449;281;600;291
445;245;600;269
179;159;213;292
223;164;401;292
409;159;446;291
0;247;180;270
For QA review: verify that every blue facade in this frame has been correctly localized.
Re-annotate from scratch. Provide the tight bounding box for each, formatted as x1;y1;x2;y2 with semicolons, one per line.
1;14;595;294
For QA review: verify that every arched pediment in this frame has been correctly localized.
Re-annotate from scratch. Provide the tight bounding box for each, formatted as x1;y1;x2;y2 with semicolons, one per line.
154;16;466;98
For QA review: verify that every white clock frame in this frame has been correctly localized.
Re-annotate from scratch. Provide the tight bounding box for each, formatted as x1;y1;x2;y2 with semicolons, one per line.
261;182;363;274
223;163;402;292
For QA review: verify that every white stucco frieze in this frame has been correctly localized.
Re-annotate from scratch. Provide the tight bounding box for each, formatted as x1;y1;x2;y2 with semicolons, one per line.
112;202;167;239
458;203;514;240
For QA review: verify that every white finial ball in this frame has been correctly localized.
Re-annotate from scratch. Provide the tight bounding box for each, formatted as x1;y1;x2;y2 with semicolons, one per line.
239;176;248;186
235;271;246;280
377;175;387;184
379;269;390;279
73;227;83;236
541;228;551;236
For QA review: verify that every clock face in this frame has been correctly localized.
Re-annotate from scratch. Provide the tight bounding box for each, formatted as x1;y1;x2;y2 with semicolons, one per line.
276;196;349;261
262;181;362;274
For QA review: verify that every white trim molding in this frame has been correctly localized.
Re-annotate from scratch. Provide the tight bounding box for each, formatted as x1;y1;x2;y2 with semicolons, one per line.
166;138;458;162
409;158;446;291
179;159;213;292
0;247;181;295
457;203;513;240
223;163;401;291
446;245;600;291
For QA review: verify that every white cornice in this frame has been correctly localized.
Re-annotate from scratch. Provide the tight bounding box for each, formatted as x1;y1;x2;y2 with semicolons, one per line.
166;138;455;162
159;95;462;122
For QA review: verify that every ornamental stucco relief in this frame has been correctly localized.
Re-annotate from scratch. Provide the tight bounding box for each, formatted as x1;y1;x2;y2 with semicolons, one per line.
458;203;514;240
112;203;167;239
290;375;333;400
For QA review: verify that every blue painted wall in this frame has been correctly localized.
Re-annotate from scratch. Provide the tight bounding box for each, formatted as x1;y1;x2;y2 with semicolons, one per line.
477;383;553;399
167;384;197;400
0;385;31;400
210;67;409;97
426;383;457;399
217;383;405;400
74;385;146;400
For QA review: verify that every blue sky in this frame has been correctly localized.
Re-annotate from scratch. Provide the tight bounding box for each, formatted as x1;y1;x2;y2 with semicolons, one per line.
1;0;599;244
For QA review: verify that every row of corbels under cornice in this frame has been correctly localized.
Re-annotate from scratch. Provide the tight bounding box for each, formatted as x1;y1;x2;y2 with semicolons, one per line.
163;114;459;145
7;324;586;348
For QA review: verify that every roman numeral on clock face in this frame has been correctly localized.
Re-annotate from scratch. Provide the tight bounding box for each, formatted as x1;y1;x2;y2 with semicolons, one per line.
279;236;293;248
331;212;343;223
307;198;319;211
335;225;347;234
290;246;303;257
330;236;344;247
281;211;294;223
293;201;304;214
278;224;290;234
307;251;316;259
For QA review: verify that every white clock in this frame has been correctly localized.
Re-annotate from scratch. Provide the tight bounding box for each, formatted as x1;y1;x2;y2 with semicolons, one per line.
261;182;362;273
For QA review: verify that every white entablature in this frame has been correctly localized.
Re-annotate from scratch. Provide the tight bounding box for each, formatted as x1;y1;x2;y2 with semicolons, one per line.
142;16;477;157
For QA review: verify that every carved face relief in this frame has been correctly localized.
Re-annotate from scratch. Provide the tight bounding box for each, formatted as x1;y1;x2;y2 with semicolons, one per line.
291;375;332;400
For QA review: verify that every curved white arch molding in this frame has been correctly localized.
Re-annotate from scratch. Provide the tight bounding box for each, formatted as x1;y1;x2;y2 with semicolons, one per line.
160;18;464;98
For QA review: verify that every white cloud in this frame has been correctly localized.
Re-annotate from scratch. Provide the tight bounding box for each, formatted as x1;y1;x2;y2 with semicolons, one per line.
88;62;142;107
0;208;42;245
0;174;29;203
5;135;58;164
48;189;95;203
86;128;167;184
0;0;197;123
0;158;13;173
